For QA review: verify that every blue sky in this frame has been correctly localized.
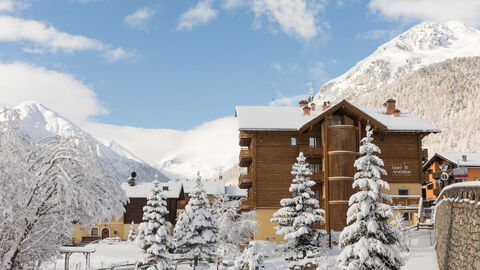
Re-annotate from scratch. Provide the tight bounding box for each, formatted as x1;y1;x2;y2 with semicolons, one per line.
0;0;476;130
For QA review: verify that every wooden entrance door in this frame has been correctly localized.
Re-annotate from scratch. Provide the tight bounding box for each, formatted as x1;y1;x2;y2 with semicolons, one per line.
101;228;109;239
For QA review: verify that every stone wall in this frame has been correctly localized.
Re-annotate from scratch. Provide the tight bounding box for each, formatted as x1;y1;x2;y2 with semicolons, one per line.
435;183;480;270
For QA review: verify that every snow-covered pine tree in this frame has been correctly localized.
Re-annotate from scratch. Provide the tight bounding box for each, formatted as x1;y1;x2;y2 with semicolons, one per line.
233;242;266;270
128;221;137;242
173;173;218;269
271;152;325;268
338;123;403;270
136;176;172;270
213;194;257;258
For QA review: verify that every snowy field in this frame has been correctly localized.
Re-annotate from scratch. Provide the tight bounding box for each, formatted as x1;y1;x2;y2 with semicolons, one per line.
41;230;438;270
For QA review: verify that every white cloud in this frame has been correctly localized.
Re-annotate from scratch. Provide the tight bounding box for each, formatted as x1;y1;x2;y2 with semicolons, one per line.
103;48;136;62
252;0;324;40
269;91;306;106
177;0;218;30
0;0;14;11
309;61;329;84
0;60;239;180
124;7;155;28
0;15;132;61
271;61;282;71
0;61;107;124
369;0;480;27
222;0;247;10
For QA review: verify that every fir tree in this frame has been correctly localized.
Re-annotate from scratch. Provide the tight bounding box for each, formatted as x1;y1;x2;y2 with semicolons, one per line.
271;152;325;268
338;124;403;270
128;221;137;241
173;173;219;269
136;176;172;270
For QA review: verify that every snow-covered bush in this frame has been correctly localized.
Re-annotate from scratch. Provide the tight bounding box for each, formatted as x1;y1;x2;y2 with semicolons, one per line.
271;152;325;269
213;194;257;258
338;124;403;270
173;173;218;269
0;108;127;270
391;213;409;252
233;242;266;270
136;177;172;270
128;222;137;242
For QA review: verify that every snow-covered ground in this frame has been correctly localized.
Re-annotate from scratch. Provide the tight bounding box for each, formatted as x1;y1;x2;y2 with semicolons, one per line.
41;230;438;270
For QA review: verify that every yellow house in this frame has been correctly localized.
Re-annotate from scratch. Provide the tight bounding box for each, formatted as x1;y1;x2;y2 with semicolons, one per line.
71;181;184;245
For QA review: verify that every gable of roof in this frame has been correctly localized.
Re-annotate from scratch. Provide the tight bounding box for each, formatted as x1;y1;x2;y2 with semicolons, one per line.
423;152;480;170
236;99;440;134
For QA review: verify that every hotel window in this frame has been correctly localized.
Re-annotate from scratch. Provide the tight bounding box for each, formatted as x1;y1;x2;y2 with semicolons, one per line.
310;163;321;173
309;137;321;147
163;186;169;191
398;189;409;196
402;212;413;221
91;228;98;236
291;137;297;146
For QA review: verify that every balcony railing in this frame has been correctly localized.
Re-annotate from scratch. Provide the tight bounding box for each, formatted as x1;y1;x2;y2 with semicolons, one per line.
238;171;253;189
390;195;421;207
239;132;252;147
299;145;323;156
239;148;252;167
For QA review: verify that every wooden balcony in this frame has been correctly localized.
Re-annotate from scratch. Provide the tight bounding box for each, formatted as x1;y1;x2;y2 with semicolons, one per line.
310;171;324;182
239;148;252;167
239;132;252;147
390;195;421;207
240;196;254;211
238;171;253;189
299;145;323;157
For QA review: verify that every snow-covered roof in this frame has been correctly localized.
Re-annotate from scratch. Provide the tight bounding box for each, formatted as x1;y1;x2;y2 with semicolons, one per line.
434;152;480;167
360;107;440;133
225;185;248;197
181;179;226;195
121;181;183;199
235;100;440;133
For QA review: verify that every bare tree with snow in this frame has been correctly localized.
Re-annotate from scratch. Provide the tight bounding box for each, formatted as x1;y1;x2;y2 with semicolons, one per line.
136;176;172;270
213;194;257;258
271;152;325;269
173;173;218;269
338;123;403;270
0;108;127;270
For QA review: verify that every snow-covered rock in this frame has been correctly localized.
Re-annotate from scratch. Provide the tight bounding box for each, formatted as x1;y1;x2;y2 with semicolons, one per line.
9;101;168;182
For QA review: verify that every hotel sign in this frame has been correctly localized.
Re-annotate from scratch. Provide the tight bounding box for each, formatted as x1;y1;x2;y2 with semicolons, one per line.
391;162;412;177
453;167;468;180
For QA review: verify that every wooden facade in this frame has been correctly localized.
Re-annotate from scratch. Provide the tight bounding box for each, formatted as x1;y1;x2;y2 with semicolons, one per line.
237;100;437;233
124;197;181;225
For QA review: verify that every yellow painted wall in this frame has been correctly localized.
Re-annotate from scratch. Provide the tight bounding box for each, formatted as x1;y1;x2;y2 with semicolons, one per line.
71;216;138;245
386;183;422;196
254;208;284;243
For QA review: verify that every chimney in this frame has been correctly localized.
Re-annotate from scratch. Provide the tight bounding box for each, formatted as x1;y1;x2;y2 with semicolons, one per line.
310;102;316;111
462;155;467;162
386;99;396;115
322;101;331;111
303;106;311;116
299;100;308;108
393;109;401;117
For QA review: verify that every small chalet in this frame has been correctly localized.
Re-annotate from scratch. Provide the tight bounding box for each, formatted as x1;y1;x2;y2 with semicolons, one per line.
235;97;440;241
423;152;480;201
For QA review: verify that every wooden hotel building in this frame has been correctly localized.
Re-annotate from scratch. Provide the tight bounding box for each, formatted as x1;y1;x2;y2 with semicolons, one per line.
235;98;440;241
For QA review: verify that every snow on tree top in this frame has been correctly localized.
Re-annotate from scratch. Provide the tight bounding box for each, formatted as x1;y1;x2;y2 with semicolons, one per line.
236;100;439;133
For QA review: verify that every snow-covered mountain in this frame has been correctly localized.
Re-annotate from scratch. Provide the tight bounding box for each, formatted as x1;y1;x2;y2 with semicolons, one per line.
316;21;480;103
315;21;480;155
12;101;169;182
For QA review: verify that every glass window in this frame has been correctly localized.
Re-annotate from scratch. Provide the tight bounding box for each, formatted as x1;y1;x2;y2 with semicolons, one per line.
331;114;342;126
91;228;98;236
291;137;297;145
309;137;321;147
398;189;409;196
163;186;169;191
310;163;321;173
